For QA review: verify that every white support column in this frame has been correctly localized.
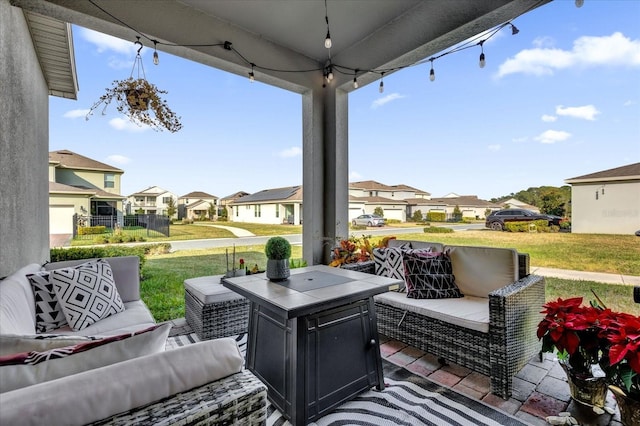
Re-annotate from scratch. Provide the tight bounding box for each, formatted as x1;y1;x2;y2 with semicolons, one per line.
302;84;349;265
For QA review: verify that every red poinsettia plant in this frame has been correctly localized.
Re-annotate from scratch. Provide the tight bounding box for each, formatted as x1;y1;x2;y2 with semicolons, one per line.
537;297;640;400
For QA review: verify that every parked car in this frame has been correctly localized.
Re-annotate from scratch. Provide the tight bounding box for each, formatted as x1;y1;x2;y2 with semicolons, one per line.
352;214;385;227
485;209;563;231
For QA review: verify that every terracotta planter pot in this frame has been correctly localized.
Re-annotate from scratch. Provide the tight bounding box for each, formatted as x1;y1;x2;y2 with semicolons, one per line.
609;385;640;426
560;362;608;408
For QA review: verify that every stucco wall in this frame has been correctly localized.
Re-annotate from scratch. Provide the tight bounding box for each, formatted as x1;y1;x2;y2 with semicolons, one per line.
571;181;640;235
0;0;50;277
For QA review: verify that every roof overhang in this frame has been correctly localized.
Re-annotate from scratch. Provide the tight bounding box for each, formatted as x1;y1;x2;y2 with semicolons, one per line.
22;9;78;99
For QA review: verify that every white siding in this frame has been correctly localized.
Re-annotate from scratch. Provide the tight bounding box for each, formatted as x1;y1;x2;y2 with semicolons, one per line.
571;181;640;235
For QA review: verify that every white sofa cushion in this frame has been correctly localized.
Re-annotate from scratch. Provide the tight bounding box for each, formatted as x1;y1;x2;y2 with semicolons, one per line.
0;337;245;426
50;259;125;331
445;245;518;298
0;263;41;336
374;291;489;333
0;334;99;357
48;300;156;336
0;323;171;393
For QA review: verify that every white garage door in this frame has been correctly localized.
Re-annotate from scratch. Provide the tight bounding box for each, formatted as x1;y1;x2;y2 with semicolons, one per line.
49;206;74;234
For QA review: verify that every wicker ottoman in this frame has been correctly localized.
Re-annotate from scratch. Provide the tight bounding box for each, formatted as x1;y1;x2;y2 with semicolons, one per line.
184;275;250;340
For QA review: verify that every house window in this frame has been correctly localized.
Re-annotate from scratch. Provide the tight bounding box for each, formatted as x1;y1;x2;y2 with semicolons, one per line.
254;205;261;217
235;206;238;217
162;197;171;204
104;174;115;189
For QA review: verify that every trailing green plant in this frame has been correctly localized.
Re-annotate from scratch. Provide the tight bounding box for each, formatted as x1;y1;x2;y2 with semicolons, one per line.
423;226;454;234
264;236;292;260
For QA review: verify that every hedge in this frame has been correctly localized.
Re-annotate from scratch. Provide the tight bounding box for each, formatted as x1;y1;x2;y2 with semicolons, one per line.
49;243;172;269
426;212;446;222
77;226;106;235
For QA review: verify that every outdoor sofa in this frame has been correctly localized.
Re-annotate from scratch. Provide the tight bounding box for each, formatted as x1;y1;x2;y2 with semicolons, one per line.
371;239;545;399
0;256;267;425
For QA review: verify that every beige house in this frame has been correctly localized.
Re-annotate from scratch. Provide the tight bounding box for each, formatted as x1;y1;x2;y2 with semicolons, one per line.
127;186;177;218
405;194;500;221
178;191;219;220
565;163;640;235
501;198;540;213
48;150;125;235
230;186;302;225
219;191;249;218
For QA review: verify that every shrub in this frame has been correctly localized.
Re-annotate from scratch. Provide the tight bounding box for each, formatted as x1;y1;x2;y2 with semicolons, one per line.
386;219;401;224
411;210;423;222
78;226;107;235
423;226;453;234
182;218;194;225
265;236;291;260
426;212;446;222
350;224;367;230
49;243;171;269
93;235;109;244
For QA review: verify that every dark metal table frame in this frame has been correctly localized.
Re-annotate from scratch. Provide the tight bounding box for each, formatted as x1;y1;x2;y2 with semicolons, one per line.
222;265;400;426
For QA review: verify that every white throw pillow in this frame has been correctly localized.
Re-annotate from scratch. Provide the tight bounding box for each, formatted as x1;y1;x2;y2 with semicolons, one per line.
0;323;171;393
50;259;125;331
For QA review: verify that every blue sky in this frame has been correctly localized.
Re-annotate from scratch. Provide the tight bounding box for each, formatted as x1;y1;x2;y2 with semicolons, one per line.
49;0;640;201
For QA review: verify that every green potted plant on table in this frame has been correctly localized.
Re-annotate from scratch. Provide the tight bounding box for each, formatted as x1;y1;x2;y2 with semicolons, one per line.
265;236;291;281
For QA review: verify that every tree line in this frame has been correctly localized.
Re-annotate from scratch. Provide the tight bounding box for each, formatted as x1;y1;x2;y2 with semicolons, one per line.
490;186;572;217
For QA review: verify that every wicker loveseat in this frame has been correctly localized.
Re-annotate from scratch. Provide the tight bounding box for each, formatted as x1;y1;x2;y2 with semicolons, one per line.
0;257;267;425
372;240;544;399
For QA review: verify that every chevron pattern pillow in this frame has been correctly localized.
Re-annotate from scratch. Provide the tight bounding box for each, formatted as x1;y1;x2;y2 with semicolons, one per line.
27;271;69;333
50;259;125;331
404;251;463;299
374;246;429;292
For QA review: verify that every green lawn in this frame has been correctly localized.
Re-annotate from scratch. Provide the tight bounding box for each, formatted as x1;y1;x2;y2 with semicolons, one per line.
139;230;640;322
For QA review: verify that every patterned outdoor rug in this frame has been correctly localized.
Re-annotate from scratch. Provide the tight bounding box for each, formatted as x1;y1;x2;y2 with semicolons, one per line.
166;333;528;426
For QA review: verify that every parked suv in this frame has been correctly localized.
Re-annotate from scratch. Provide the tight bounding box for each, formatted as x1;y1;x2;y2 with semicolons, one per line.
485;209;563;231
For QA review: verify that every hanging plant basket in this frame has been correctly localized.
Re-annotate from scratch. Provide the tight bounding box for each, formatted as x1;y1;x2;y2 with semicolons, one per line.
86;43;182;132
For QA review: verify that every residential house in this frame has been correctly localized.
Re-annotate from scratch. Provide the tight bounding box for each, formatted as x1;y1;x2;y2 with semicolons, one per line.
127;186;177;218
48;150;125;234
501;198;540;213
348;181;430;222
405;194;500;221
219;191;249;217
229;186;302;225
178;191;219;220
565;162;640;235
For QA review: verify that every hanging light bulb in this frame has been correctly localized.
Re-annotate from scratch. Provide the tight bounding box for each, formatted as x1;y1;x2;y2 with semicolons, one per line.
575;0;584;7
510;23;519;35
379;73;384;93
479;41;485;68
327;67;334;81
152;41;159;65
325;30;332;49
248;63;255;83
429;61;435;82
353;77;358;89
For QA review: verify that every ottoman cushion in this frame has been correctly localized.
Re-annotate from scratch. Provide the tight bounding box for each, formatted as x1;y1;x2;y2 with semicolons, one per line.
184;276;245;304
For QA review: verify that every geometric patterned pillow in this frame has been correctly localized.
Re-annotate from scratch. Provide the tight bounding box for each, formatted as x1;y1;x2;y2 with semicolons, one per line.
403;251;463;299
50;259;125;331
27;271;69;333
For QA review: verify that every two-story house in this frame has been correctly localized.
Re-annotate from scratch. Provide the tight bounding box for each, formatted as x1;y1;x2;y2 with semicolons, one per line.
178;191;219;220
49;150;125;234
127;186;178;218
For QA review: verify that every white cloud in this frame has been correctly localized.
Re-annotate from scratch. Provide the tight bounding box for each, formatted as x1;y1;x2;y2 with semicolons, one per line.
532;36;556;49
278;147;302;158
556;105;600;121
488;144;501;151
534;130;572;144
497;32;640;78
512;137;527;143
541;114;557;122
80;28;136;55
106;155;132;165
624;100;636;106
349;171;363;180
108;117;150;132
63;109;90;119
371;93;406;109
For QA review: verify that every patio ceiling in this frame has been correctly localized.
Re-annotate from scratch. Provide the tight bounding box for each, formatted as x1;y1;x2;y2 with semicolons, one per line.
12;0;551;94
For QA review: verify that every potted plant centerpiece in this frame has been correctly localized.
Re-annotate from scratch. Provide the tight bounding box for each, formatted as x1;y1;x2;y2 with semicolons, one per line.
265;236;291;281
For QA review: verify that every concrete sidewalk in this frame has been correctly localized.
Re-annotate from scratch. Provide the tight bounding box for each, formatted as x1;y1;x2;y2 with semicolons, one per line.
532;266;640;286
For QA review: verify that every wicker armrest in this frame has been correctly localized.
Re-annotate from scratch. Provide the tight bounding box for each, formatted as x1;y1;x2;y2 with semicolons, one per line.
92;370;268;425
488;274;545;399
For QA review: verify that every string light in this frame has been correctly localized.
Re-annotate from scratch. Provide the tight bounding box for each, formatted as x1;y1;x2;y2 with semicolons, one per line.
86;0;539;94
575;0;584;7
152;40;159;65
324;0;332;49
